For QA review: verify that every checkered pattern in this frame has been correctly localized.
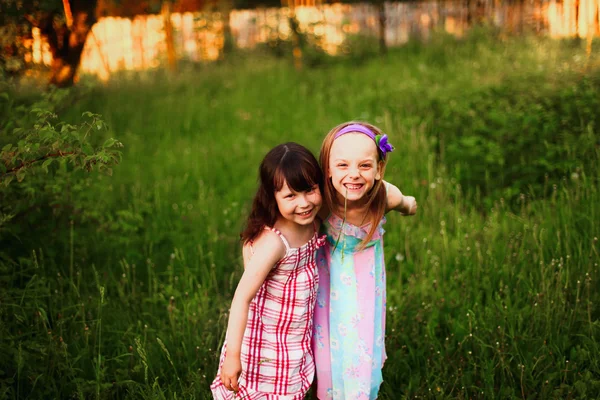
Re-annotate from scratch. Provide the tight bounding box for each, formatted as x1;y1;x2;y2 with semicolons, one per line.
211;227;326;399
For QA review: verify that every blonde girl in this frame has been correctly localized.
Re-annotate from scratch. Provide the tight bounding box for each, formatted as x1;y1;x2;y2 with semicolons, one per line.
312;122;417;399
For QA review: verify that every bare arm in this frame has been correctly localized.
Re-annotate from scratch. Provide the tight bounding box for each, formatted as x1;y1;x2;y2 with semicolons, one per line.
384;180;417;215
220;232;285;392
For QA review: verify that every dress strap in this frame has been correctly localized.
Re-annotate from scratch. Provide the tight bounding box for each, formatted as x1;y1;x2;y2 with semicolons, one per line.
264;227;291;252
248;227;291;255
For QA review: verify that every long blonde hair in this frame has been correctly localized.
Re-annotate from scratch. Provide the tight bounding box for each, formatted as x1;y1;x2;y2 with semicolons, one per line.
319;121;389;248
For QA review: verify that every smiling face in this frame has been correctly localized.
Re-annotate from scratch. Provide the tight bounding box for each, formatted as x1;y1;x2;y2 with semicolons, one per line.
274;181;322;226
329;133;382;205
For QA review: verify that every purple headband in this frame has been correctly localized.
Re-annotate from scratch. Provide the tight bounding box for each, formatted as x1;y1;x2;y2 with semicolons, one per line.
334;124;394;158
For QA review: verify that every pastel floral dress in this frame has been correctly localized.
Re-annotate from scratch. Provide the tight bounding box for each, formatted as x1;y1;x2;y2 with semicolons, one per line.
312;214;387;400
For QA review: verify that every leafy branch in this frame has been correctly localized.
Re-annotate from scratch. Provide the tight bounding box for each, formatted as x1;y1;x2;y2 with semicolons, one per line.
0;87;123;239
3;150;75;175
1;109;123;186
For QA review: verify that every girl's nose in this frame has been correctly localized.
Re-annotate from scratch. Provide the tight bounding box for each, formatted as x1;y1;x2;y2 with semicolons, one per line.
297;194;309;207
348;166;360;178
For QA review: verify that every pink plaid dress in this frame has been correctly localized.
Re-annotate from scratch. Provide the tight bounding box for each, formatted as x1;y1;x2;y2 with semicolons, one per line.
211;226;326;399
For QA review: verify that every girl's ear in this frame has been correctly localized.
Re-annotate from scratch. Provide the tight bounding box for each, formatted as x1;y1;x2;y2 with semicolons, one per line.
375;160;384;180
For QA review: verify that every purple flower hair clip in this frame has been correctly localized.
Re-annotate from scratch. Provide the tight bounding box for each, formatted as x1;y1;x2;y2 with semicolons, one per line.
375;134;394;157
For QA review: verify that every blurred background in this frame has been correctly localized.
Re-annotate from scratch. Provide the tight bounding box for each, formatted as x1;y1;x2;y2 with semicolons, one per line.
2;0;600;82
1;0;599;398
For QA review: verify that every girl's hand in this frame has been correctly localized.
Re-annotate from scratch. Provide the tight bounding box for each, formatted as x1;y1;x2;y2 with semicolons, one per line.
220;354;242;393
402;195;417;215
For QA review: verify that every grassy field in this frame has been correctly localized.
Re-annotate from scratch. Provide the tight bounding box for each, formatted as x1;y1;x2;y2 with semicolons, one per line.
2;31;600;399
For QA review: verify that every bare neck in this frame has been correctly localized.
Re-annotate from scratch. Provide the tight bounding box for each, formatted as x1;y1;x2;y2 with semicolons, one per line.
273;218;314;248
332;198;373;227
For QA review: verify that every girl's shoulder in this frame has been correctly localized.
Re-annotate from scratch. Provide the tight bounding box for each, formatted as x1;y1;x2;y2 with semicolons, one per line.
242;229;287;265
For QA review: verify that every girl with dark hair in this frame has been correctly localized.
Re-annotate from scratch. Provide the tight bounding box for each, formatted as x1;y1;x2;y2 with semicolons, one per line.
211;142;326;400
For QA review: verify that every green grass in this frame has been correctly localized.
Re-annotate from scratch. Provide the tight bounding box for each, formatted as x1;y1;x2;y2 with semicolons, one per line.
1;32;600;399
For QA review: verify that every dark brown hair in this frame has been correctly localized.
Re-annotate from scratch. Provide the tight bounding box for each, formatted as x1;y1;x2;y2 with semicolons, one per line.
319;121;388;249
241;142;323;244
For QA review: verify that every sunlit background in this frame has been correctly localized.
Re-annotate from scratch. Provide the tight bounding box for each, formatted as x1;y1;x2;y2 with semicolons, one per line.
28;0;600;81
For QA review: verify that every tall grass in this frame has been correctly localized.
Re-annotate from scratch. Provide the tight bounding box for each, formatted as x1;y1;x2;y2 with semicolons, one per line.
1;32;599;398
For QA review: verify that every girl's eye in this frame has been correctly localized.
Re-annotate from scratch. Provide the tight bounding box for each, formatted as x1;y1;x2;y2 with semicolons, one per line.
337;163;347;167
361;164;372;168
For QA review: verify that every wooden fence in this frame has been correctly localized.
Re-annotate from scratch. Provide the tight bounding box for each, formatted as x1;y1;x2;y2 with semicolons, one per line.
30;0;600;80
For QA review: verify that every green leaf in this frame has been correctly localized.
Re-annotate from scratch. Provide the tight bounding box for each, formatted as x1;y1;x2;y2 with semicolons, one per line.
16;169;26;183
2;144;12;152
41;159;53;173
82;143;93;155
1;176;13;187
103;138;117;148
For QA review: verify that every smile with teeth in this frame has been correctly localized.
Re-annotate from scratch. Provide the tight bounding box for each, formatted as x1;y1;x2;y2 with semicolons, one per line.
344;183;364;190
297;209;313;216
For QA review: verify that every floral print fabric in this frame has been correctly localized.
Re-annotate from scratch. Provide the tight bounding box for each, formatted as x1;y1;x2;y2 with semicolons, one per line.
312;214;387;400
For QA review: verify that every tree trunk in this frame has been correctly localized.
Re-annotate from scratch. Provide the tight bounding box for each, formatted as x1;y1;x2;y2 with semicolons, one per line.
378;1;387;54
289;9;304;70
219;0;235;60
39;0;98;87
162;1;177;72
280;0;303;69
